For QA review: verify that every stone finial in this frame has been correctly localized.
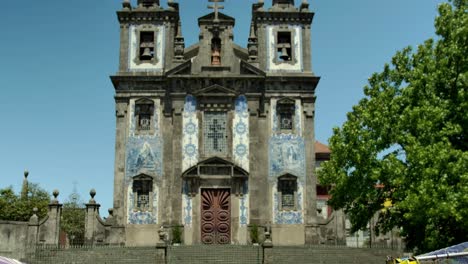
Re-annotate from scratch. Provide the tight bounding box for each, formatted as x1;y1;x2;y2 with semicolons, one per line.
122;0;132;10
89;188;96;204
300;0;309;11
51;189;60;204
29;207;39;224
176;20;183;38
249;22;256;40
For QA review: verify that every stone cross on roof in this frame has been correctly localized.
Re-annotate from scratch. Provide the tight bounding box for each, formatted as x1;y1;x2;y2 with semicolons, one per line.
208;0;224;23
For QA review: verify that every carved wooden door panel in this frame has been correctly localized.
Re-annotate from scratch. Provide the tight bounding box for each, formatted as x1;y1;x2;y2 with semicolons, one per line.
201;189;231;244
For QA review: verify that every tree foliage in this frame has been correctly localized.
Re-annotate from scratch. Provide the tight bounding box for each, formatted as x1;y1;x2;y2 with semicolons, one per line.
61;192;85;245
0;184;50;221
319;0;467;253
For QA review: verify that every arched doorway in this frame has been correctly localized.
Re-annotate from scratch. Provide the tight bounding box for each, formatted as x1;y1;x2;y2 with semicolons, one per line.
182;157;249;244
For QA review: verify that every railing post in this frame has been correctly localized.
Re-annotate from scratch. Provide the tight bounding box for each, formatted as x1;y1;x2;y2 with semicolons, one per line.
262;228;273;264
156;227;168;264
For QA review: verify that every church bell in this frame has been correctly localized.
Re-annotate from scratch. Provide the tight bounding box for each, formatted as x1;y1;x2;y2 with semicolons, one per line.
279;47;290;61
141;48;153;60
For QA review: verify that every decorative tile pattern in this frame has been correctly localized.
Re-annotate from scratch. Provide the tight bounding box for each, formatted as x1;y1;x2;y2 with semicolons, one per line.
239;181;249;226
128;24;165;71
182;95;199;172
125;99;162;224
269;134;306;181
294;99;302;136
273;182;304;224
233;95;249;171
271;99;279;133
266;25;303;72
182;181;193;226
127;185;159;224
269;99;306;225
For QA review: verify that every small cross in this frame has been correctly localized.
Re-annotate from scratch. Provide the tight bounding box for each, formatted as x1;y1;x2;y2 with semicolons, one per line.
208;0;225;22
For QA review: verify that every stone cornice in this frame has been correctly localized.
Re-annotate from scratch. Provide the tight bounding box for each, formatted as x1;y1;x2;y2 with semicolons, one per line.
117;10;179;24
253;10;314;25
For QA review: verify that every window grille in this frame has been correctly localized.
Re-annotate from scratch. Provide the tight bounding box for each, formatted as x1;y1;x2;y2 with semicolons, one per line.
203;112;228;155
278;175;297;210
277;100;295;131
132;176;153;211
135;100;154;132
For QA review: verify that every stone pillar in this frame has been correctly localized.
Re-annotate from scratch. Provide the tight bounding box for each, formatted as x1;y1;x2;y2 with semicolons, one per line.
113;99;128;228
85;189;100;245
303;102;319;244
25;207;40;259
41;190;62;245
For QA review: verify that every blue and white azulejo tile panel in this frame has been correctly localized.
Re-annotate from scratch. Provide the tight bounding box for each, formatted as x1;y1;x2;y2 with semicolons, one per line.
269;134;306;181
272;181;304;224
182;181;193;226
125;99;162;224
233;95;249;172
239;181;249;227
182;95;199;172
127;184;159;224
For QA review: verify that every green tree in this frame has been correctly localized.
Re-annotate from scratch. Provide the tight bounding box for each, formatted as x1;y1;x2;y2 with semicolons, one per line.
319;0;467;253
0;184;50;221
61;192;85;245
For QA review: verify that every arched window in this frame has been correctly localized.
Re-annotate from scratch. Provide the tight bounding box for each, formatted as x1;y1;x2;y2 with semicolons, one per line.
276;98;295;132
277;174;298;210
132;175;153;211
135;98;154;132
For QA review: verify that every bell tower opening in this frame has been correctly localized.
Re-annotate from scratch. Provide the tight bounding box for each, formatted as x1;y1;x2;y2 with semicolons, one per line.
211;37;222;65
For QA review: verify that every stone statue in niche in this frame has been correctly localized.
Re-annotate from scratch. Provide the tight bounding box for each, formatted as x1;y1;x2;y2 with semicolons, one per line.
211;37;221;65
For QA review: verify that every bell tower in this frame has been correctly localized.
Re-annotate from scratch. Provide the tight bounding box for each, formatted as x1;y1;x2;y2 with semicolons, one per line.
251;0;312;73
110;0;185;244
117;0;184;73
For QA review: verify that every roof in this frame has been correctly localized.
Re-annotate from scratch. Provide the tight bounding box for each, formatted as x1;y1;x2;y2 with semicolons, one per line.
315;141;331;154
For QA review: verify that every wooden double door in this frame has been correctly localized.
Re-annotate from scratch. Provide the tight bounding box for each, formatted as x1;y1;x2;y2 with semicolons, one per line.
201;189;231;244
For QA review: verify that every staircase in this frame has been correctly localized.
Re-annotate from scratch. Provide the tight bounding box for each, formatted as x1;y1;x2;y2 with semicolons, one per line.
24;245;398;264
168;245;261;264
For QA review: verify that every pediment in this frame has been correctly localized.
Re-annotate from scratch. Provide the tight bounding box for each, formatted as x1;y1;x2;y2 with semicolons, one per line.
240;60;265;76
182;156;248;178
166;60;192;76
198;12;235;23
194;84;237;97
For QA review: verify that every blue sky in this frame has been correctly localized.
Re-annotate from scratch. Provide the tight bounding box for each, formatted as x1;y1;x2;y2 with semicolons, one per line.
0;0;444;215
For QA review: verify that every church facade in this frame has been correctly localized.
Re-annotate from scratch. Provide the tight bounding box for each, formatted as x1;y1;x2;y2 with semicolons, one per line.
110;0;343;245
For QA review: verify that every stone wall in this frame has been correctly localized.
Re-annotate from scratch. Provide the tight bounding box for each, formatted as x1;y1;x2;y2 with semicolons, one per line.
0;221;29;259
0;194;62;260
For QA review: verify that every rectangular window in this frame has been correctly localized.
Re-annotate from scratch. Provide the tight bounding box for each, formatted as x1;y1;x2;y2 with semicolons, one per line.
135;101;154;132
139;31;155;61
132;176;153;211
278;176;297;210
279;112;293;130
277;101;295;131
203;111;228;155
277;31;292;62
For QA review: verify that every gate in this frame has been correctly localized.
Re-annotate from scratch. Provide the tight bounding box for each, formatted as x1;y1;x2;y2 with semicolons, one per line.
201;188;231;244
